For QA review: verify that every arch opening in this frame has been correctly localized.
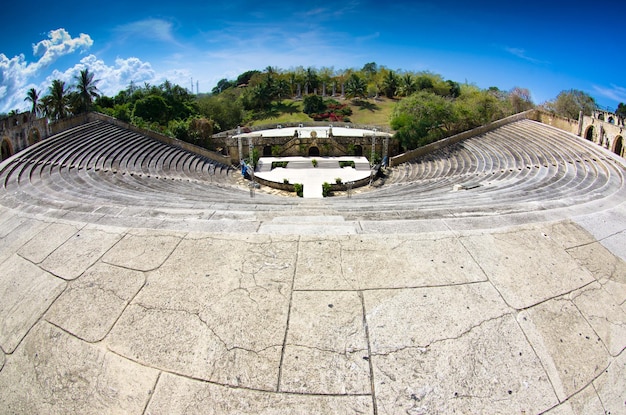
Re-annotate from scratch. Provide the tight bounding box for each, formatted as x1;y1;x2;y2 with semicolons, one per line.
308;146;320;156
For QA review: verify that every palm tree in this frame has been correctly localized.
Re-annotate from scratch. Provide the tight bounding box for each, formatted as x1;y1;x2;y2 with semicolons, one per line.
42;79;70;120
344;73;367;99
74;68;100;113
24;88;40;116
397;73;416;97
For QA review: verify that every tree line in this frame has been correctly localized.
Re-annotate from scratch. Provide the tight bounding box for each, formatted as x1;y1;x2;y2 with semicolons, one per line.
11;62;613;152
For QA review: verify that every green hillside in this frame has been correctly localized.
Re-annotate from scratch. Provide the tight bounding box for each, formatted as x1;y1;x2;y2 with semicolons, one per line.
248;97;396;128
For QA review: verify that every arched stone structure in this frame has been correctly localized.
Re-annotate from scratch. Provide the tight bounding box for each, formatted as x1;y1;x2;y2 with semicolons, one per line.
28;128;41;146
0;112;49;158
308;146;320;156
585;125;595;142
612;135;624;157
1;138;13;161
263;145;272;156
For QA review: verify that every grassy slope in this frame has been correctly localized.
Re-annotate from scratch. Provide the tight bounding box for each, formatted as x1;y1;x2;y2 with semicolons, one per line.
248;97;396;128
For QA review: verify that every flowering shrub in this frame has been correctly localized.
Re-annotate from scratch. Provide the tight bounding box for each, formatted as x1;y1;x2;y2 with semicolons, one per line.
309;100;352;122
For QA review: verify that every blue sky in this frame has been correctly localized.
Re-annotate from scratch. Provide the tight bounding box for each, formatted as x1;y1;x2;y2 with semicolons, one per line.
1;0;624;114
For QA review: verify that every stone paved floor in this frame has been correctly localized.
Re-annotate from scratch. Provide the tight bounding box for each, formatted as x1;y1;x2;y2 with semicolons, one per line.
0;202;625;415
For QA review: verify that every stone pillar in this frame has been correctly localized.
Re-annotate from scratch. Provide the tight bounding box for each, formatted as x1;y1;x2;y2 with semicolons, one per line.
341;83;345;98
371;132;376;165
383;135;389;165
297;84;301;98
332;83;336;96
577;111;584;136
322;83;326;96
237;126;243;162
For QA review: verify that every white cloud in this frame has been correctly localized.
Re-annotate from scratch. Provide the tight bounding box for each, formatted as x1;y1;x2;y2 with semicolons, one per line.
504;46;548;65
32;29;93;69
593;84;626;105
0;29;93;113
113;19;178;45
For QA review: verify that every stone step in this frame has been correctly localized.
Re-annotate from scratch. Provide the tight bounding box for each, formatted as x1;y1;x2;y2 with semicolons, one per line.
258;215;358;234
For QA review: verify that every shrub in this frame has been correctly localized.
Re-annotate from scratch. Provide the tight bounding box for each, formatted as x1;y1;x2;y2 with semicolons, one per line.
339;160;355;168
272;161;288;169
311;159;318;167
294;183;303;197
322;182;332;197
335;177;342;184
283;178;289;184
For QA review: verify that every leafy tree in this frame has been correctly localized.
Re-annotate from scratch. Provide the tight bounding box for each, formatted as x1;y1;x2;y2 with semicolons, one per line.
196;89;243;132
302;95;325;115
397;73;416;97
547;89;596;120
41;79;70;120
133;95;170;124
304;67;319;94
390;90;456;150
446;80;461;98
236;70;260;86
24;88;40;116
381;70;398;98
212;78;234;94
508;87;534;113
74;68;100;113
344;73;367;99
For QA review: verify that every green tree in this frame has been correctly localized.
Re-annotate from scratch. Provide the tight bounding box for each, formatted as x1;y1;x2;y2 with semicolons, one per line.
397;73;416;97
616;103;626;123
41;79;71;120
548;89;596;120
390;90;456;150
196;89;243;132
381;70;398;98
508;87;534;113
133;95;170;124
304;67;319;94
345;73;367;99
302;95;325;115
24;88;40;116
74;68;100;113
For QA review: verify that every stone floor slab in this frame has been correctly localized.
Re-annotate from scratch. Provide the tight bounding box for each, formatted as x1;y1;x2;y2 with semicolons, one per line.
566;240;626;308
517;297;609;401
45;262;146;342
146;372;374;414
372;314;557;415
101;231;182;271
0;254;65;352
296;235;486;291
543;382;605;415
17;221;82;264
280;291;370;394
570;281;626;356
295;237;358;290
461;228;595;309
106;235;296;391
39;226;124;280
0;321;158;415
593;350;626;415
364;282;510;354
0;217;49;264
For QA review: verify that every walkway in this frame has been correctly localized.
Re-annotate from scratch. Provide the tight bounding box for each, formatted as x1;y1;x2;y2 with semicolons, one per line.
255;156;372;198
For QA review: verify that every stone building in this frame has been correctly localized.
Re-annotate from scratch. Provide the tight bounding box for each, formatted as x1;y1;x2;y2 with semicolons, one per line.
0;112;49;161
580;110;624;157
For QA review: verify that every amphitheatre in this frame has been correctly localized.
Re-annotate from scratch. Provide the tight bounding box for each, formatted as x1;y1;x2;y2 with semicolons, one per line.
0;107;625;414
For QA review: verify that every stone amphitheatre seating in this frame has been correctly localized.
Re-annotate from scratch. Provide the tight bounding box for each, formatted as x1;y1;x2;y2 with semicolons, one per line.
0;117;623;226
0;114;625;414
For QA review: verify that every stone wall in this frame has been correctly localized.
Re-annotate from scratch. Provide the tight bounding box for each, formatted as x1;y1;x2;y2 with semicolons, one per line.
1;112;50;161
